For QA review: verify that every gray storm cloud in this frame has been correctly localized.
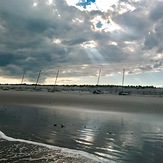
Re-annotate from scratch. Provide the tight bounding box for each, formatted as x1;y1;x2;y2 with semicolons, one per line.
0;0;163;83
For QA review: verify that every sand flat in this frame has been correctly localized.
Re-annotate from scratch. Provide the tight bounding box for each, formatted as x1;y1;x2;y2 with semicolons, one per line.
0;90;163;114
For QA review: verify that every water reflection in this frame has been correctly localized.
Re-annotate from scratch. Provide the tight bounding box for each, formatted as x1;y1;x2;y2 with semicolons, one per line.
0;104;163;162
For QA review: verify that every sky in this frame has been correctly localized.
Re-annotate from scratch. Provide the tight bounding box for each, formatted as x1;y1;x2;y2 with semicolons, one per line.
0;0;163;86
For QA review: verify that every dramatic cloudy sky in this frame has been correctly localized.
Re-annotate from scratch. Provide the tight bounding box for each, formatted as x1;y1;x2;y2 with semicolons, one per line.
0;0;163;86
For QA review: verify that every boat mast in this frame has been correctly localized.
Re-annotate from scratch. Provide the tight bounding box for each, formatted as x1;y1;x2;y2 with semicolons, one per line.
122;68;125;92
21;70;25;84
34;70;41;90
53;69;59;91
97;69;101;85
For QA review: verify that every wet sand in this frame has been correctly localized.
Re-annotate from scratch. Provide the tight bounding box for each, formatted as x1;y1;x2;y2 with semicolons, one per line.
0;90;163;113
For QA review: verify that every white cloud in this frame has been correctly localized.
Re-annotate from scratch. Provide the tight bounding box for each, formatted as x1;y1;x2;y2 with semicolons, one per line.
66;0;119;12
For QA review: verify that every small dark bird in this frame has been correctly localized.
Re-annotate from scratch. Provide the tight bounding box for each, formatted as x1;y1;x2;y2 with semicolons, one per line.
61;124;65;128
54;124;57;127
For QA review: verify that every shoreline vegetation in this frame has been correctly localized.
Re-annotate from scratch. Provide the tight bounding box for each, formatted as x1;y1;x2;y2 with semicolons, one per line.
0;83;163;97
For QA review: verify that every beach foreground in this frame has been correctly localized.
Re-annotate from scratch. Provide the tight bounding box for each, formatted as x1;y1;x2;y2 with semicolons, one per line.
0;91;163;162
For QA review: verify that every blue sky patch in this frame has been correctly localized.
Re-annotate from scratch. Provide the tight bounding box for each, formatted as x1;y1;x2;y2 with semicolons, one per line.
76;0;96;9
96;21;103;28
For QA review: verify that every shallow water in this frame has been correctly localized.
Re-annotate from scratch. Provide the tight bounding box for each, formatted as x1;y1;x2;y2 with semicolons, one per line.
0;104;163;162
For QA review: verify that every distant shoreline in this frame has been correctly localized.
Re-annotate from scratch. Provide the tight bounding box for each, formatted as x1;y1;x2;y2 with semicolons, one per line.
0;90;163;114
0;84;163;97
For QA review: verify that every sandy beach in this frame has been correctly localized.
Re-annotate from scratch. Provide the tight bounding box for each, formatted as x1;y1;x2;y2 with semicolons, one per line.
0;90;163;162
0;90;163;114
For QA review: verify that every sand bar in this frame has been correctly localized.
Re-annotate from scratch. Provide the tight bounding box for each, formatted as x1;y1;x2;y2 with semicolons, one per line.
0;91;163;114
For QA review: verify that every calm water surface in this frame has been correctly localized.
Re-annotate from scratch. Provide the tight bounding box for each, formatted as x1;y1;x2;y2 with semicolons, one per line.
0;104;163;162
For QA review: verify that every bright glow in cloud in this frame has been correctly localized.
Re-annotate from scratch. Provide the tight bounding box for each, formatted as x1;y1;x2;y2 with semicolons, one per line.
108;41;118;46
32;2;38;7
52;38;61;44
118;2;136;14
153;53;163;60
47;0;53;5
